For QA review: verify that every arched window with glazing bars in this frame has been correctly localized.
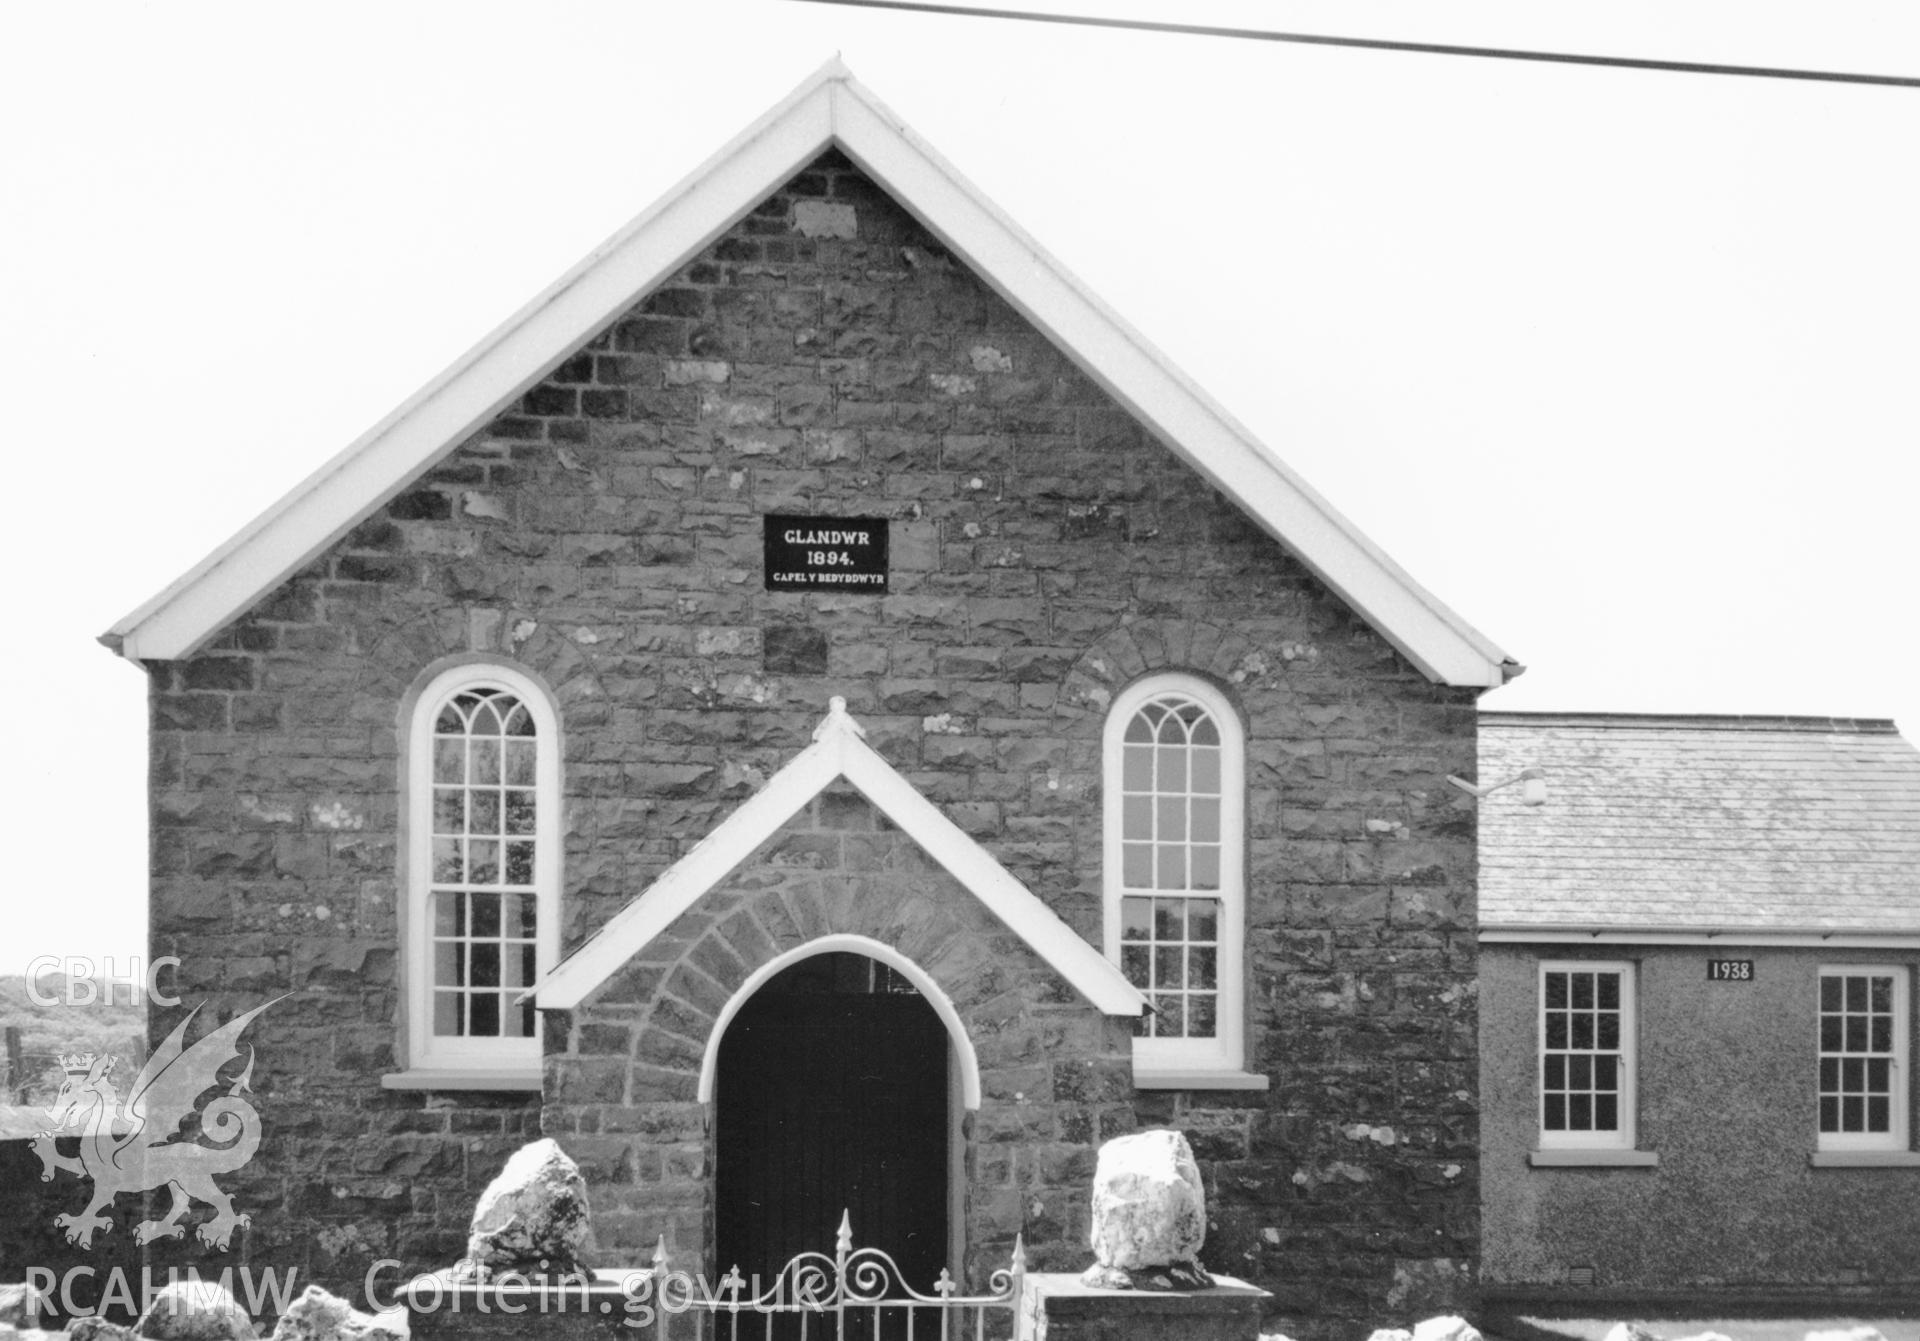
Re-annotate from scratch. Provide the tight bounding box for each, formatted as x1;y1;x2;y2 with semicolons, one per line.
403;665;559;1080
1103;675;1249;1083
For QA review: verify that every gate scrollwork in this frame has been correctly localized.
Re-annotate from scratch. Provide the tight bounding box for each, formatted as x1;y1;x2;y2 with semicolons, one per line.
650;1211;1025;1341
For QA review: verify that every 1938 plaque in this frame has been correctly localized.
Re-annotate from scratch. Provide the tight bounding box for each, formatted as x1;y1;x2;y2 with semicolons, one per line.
764;515;889;592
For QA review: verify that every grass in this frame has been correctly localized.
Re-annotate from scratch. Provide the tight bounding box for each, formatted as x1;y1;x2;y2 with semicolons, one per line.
0;973;145;1106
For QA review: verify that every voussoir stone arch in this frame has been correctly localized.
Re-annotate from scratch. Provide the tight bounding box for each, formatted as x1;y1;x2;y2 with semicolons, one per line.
585;806;1096;1111
372;612;611;720
694;934;983;1108
1056;617;1262;727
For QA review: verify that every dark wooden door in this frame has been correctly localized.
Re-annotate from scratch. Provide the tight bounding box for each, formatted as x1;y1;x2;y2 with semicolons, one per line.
715;954;949;1296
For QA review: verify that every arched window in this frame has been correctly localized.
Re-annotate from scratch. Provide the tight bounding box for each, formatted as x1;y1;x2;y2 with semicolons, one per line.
1103;674;1248;1083
403;665;560;1079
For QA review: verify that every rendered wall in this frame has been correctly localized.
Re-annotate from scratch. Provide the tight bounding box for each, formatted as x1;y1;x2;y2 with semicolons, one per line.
1482;944;1920;1298
142;151;1482;1338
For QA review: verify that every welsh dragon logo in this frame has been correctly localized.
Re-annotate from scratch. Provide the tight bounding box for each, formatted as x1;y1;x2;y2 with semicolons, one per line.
30;997;283;1251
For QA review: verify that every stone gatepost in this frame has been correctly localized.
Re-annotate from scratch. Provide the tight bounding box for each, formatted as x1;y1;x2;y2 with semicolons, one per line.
406;1140;641;1341
1018;1277;1272;1341
1017;1131;1271;1341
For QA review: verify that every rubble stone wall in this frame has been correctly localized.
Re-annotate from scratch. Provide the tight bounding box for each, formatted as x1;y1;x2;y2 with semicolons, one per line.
0;1139;135;1321
144;150;1481;1339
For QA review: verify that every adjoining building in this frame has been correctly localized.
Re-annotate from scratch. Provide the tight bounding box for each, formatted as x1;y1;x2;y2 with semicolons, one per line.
1478;712;1920;1306
94;63;1513;1338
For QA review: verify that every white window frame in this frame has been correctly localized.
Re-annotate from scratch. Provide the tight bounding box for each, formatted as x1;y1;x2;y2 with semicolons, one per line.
403;664;561;1077
1537;960;1637;1151
1817;966;1910;1153
1102;673;1246;1080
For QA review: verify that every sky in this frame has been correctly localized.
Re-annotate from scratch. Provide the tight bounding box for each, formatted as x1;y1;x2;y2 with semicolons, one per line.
2;1;1915;979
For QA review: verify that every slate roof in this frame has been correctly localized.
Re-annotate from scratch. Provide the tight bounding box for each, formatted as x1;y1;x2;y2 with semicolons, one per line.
1479;712;1920;933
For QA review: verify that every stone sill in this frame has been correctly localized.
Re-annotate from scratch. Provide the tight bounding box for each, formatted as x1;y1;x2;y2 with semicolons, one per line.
1529;1148;1659;1167
380;1068;541;1092
1809;1150;1920;1167
1132;1069;1270;1091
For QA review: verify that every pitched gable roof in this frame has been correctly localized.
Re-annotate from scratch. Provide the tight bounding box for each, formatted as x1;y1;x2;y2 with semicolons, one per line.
1480;712;1920;936
102;59;1514;687
535;698;1146;1014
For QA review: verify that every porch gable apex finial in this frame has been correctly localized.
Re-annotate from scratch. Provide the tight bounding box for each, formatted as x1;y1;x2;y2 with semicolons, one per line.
814;695;865;743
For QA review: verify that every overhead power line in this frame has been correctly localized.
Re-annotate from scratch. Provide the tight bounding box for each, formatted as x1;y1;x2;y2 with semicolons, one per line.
785;0;1920;89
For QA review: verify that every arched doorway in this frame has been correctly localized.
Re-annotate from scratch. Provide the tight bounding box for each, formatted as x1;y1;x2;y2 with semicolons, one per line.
715;950;951;1292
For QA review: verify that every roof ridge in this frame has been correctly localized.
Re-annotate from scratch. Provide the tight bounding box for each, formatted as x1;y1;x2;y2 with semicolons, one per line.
1480;710;1900;734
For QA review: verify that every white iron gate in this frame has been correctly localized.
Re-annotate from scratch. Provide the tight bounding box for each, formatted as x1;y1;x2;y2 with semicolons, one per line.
648;1212;1024;1341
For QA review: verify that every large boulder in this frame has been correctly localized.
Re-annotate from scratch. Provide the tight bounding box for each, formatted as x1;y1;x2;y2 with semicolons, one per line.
457;1138;594;1279
67;1321;138;1341
134;1282;255;1341
267;1287;403;1341
1602;1326;1662;1341
1412;1319;1481;1341
1081;1129;1211;1290
0;1285;43;1329
1372;1319;1483;1341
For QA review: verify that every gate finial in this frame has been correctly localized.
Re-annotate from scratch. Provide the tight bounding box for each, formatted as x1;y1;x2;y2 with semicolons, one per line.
652;1235;670;1275
836;1209;854;1255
